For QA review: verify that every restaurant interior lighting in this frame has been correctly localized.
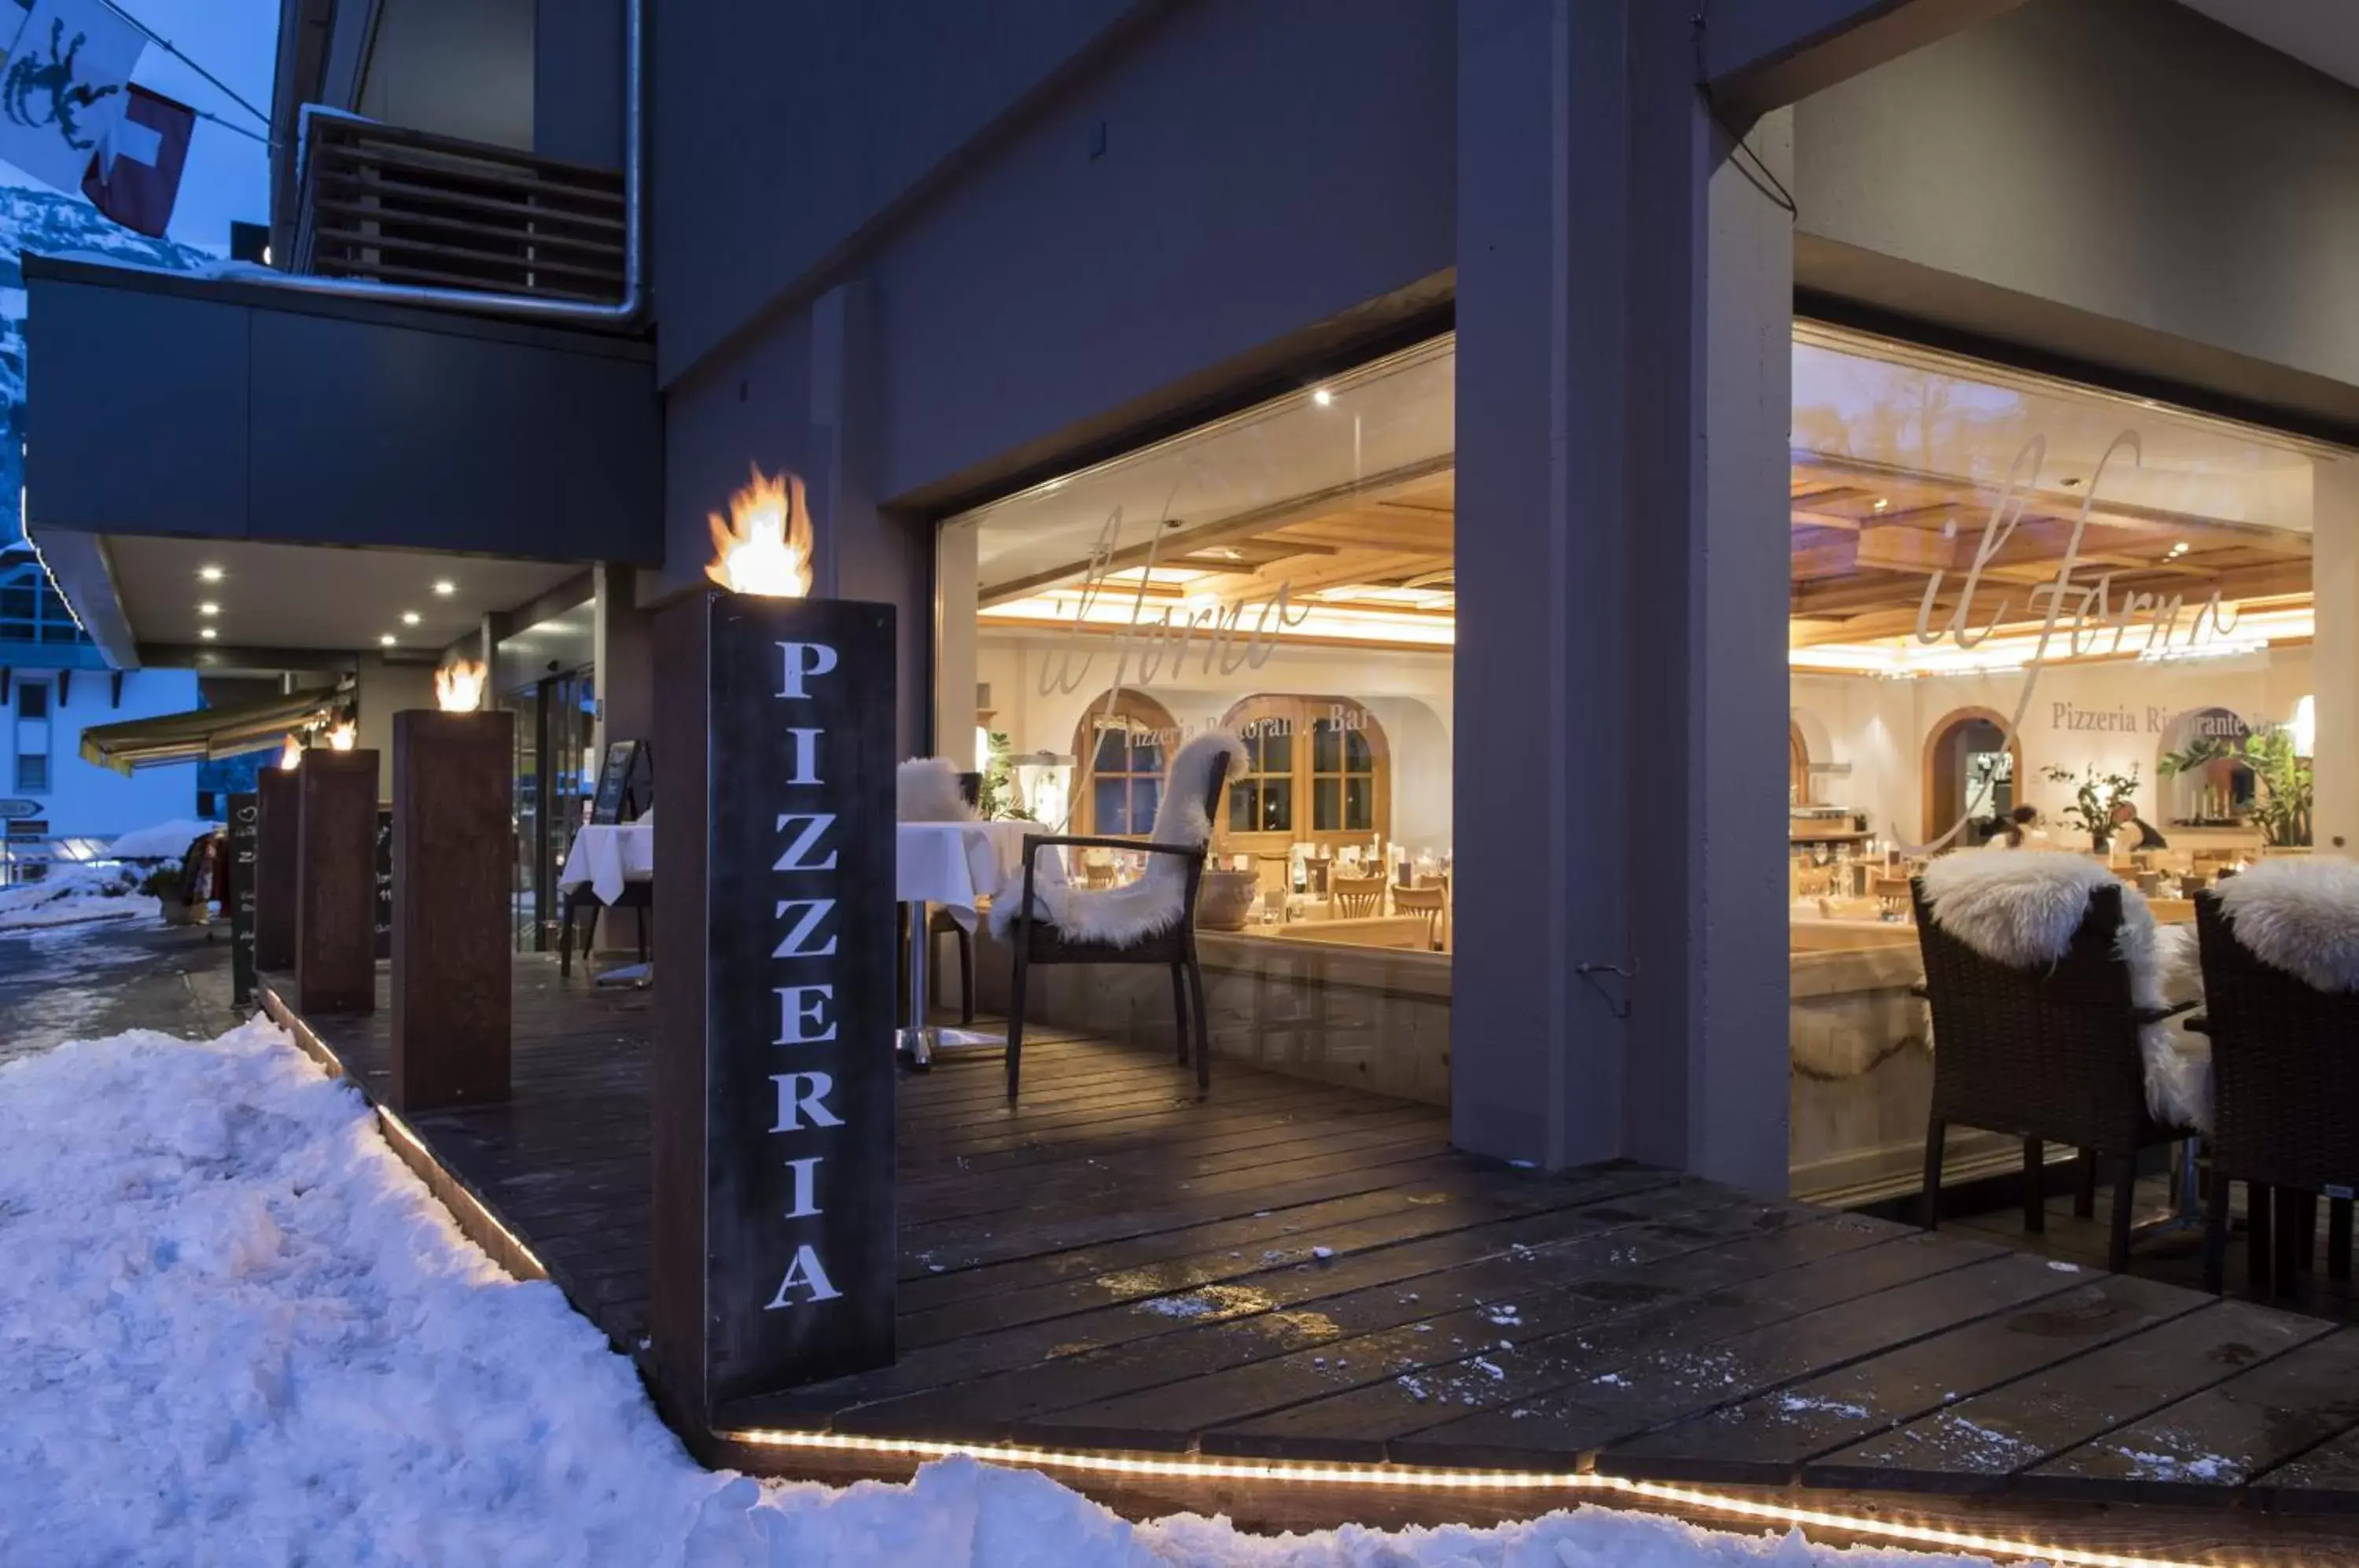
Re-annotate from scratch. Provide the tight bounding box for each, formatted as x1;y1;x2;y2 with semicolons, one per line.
1312;388;1334;406
197;602;219;616
198;628;217;641
402;611;421;626
380;634;397;646
432;580;456;596
199;565;223;582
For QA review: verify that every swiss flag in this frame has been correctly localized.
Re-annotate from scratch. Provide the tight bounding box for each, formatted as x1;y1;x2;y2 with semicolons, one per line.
80;83;195;239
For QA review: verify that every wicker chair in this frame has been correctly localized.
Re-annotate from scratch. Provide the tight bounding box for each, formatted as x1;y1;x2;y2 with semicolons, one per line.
1912;879;2197;1272
2193;890;2359;1295
1005;751;1234;1100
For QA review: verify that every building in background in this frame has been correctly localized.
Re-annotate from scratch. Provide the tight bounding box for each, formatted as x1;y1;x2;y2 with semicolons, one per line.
0;543;198;847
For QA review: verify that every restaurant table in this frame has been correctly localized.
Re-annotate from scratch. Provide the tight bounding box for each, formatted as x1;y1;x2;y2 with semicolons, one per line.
898;819;1032;1066
558;821;654;905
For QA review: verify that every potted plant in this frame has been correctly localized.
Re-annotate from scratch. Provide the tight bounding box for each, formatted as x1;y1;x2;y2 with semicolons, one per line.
2041;763;2142;852
139;864;206;926
2244;727;2313;848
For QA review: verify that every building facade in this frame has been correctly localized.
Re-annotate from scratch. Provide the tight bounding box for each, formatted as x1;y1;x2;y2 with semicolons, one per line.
0;546;198;846
22;0;2359;1194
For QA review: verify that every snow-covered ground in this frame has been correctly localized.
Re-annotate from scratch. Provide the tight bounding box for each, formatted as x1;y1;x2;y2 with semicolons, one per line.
0;863;148;932
0;1015;2016;1566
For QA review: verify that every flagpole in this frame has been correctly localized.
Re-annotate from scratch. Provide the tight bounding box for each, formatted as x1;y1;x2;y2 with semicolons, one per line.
96;0;273;137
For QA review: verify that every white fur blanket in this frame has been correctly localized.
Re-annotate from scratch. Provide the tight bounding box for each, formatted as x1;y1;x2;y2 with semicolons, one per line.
2217;857;2359;994
896;757;976;823
1919;850;2211;1132
988;731;1246;948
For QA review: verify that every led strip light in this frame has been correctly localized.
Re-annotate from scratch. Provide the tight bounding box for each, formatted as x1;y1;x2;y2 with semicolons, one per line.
719;1428;2219;1568
256;993;2226;1568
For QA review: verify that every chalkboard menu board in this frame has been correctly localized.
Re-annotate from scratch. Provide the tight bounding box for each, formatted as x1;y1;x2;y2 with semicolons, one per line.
592;740;649;824
374;805;394;960
228;792;257;1006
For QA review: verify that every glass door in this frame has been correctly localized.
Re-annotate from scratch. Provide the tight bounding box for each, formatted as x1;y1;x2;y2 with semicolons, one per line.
506;686;543;949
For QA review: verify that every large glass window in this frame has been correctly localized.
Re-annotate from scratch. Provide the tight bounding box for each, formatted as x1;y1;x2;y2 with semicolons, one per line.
937;337;1456;1105
1784;322;2339;1204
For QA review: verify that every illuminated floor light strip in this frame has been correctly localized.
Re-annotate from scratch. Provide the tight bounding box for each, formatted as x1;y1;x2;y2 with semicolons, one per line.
261;986;550;1282
719;1428;2211;1568
374;1104;551;1281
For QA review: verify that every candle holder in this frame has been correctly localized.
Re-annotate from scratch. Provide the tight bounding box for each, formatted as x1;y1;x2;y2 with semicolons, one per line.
296;749;381;1014
389;701;513;1110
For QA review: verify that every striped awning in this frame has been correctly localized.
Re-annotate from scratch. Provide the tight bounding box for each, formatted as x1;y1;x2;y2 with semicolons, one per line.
78;686;344;774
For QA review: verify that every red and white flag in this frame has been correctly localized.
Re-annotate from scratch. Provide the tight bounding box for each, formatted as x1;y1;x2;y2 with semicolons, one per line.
82;82;193;238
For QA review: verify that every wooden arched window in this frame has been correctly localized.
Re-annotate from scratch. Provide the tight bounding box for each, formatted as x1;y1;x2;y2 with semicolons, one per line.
1072;689;1180;836
1218;695;1390;852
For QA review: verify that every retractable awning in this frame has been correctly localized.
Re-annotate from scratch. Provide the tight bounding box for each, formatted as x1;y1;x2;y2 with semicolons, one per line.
79;686;344;774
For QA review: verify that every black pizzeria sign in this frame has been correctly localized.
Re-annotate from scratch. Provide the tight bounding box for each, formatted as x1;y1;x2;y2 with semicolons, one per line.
653;592;896;1416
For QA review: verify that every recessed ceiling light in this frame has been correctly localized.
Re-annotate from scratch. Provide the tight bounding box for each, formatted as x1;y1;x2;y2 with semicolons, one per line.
197;602;219;617
198;628;218;641
198;565;223;582
401;611;421;626
1311;388;1334;407
1871;498;1890;512
380;635;397;646
432;580;456;596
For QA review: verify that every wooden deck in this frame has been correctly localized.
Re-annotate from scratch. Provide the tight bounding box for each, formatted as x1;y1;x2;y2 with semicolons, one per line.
258;957;2359;1550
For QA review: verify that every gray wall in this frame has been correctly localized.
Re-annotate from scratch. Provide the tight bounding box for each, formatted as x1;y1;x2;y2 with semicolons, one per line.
355;0;537;152
653;0;1158;382
651;0;1456;765
535;0;624;167
26;260;664;567
1795;0;2359;434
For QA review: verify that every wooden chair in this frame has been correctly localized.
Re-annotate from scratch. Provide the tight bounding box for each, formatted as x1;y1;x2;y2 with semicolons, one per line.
558;880;650;977
2193;890;2359;1296
1006;752;1233;1100
1330;872;1388;919
1393;883;1447;950
1872;875;1913;920
1912;880;2198;1272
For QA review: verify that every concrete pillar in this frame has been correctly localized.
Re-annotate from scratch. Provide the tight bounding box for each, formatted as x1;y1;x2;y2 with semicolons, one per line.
2313;462;2359;855
355;657;436;799
1453;0;1792;1190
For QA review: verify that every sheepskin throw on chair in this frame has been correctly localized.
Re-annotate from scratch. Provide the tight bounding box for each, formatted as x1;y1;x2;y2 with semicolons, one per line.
1918;848;2211;1132
2215;856;2359;994
896;756;977;823
991;731;1246;947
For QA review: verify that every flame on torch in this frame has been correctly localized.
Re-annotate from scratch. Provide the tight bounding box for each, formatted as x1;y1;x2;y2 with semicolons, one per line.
705;466;814;598
278;735;303;771
327;720;358;752
436;660;488;712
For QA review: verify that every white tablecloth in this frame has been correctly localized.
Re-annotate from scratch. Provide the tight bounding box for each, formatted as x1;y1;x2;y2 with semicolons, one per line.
556;819;1029;915
558;823;654;904
898;819;1031;921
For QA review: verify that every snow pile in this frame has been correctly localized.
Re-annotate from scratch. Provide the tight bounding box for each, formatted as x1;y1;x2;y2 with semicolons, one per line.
0;862;145;930
105;818;221;860
0;1018;2010;1566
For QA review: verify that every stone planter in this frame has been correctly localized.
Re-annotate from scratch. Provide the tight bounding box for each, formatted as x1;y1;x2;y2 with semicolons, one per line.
1196;867;1259;932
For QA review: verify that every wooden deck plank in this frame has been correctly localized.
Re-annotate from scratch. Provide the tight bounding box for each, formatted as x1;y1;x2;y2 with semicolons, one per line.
1596;1271;2208;1484
1246;1229;2005;1464
896;1167;1680;1343
1803;1301;2331;1493
742;1190;1829;1433
2032;1330;2359;1504
860;1211;1914;1452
